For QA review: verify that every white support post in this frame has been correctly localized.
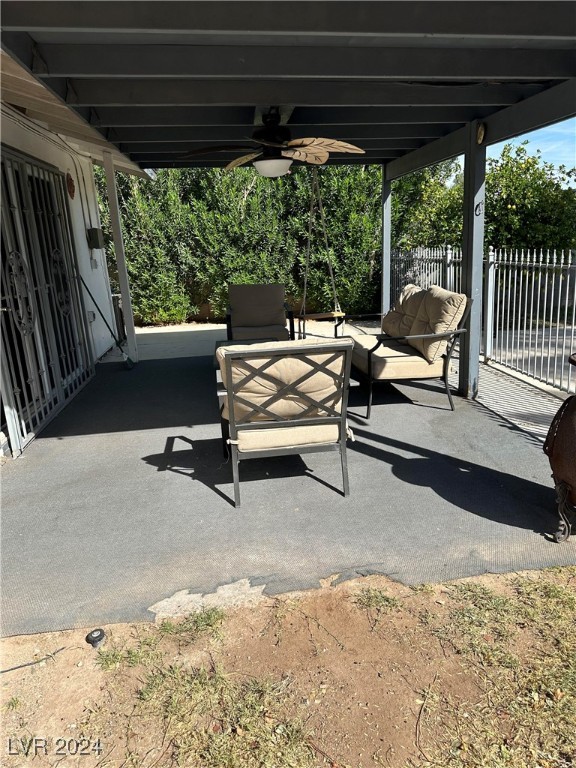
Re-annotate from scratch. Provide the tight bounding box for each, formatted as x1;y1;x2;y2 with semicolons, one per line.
381;171;392;314
459;121;486;399
102;151;138;364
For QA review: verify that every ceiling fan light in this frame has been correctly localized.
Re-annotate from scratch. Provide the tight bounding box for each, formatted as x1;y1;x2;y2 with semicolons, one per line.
252;158;293;177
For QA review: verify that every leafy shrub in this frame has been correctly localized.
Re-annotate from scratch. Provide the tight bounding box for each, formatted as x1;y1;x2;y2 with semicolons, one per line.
95;145;575;326
95;165;384;323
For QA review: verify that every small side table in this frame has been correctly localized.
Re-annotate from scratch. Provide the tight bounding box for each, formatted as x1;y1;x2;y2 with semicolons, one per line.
297;311;345;339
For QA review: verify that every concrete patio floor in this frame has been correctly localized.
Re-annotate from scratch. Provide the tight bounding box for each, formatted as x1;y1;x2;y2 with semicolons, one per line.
2;323;574;637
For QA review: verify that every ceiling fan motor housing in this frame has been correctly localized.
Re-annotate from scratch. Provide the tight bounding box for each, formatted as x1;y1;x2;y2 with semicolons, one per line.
253;111;291;145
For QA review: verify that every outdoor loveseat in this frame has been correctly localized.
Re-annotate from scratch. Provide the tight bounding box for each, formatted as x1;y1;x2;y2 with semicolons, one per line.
348;284;471;418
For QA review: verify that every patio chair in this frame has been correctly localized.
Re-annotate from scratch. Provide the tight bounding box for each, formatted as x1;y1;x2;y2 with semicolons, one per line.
344;284;471;418
226;283;295;341
216;337;354;507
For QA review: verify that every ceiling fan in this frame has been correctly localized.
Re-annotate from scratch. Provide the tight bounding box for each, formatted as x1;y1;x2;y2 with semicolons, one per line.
181;107;365;176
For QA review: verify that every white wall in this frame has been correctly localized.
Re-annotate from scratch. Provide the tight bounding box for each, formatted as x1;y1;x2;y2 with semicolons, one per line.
1;106;117;360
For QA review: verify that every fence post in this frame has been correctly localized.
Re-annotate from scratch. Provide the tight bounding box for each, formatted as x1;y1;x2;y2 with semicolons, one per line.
483;246;495;361
446;245;454;291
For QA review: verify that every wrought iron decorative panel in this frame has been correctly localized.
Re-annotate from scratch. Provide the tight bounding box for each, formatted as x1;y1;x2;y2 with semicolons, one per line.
0;148;94;455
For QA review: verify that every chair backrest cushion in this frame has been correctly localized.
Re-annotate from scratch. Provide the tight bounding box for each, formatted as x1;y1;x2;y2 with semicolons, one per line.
408;285;467;362
381;284;426;336
228;283;287;328
217;338;352;423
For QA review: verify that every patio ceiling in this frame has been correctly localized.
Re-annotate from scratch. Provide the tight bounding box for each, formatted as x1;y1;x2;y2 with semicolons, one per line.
1;1;575;176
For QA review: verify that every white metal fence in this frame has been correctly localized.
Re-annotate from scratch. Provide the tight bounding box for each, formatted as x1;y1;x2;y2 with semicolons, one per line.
390;246;576;394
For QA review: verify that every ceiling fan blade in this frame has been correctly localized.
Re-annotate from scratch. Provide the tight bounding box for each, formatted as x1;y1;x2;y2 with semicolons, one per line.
287;137;365;154
225;151;262;170
179;144;255;159
282;147;329;165
253;137;288;148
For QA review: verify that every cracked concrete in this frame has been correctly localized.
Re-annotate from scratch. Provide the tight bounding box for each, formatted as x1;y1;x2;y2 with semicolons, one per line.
148;578;268;619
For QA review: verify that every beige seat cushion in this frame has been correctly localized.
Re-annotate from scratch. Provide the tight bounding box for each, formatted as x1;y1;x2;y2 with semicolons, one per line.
236;424;339;452
228;284;287;328
217;338;350;422
351;333;444;379
381;284;426;337
408;286;467;363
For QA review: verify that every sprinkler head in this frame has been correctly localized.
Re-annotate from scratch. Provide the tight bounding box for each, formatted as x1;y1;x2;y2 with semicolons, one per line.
85;628;106;648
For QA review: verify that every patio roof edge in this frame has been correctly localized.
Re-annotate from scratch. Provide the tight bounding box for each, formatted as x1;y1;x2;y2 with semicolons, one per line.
385;79;576;179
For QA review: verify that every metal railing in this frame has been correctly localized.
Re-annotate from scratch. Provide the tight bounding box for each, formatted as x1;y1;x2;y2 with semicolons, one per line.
390;246;576;394
390;245;462;298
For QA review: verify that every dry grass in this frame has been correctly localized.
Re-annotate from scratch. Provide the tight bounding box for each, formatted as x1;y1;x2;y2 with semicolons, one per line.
89;608;316;767
133;668;314;767
408;567;576;768
84;569;576;767
354;587;402;630
3;568;575;767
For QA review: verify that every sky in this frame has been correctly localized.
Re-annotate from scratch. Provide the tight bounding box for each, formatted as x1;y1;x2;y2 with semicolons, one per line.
486;116;576;179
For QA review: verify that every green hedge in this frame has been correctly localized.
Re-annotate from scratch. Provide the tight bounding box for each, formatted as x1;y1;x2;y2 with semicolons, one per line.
95;146;575;326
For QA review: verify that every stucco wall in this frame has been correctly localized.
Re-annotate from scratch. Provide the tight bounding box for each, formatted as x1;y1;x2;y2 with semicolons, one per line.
1;106;116;360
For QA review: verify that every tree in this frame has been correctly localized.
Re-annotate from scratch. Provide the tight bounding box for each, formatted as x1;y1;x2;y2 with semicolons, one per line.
390;143;576;251
290;165;383;314
391;159;463;249
484;142;576;250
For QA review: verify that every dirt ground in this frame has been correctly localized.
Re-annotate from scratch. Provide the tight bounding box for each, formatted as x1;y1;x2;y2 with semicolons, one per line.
1;569;574;768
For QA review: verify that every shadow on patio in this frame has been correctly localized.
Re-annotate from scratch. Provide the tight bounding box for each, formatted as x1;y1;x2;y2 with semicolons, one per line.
1;325;574;637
